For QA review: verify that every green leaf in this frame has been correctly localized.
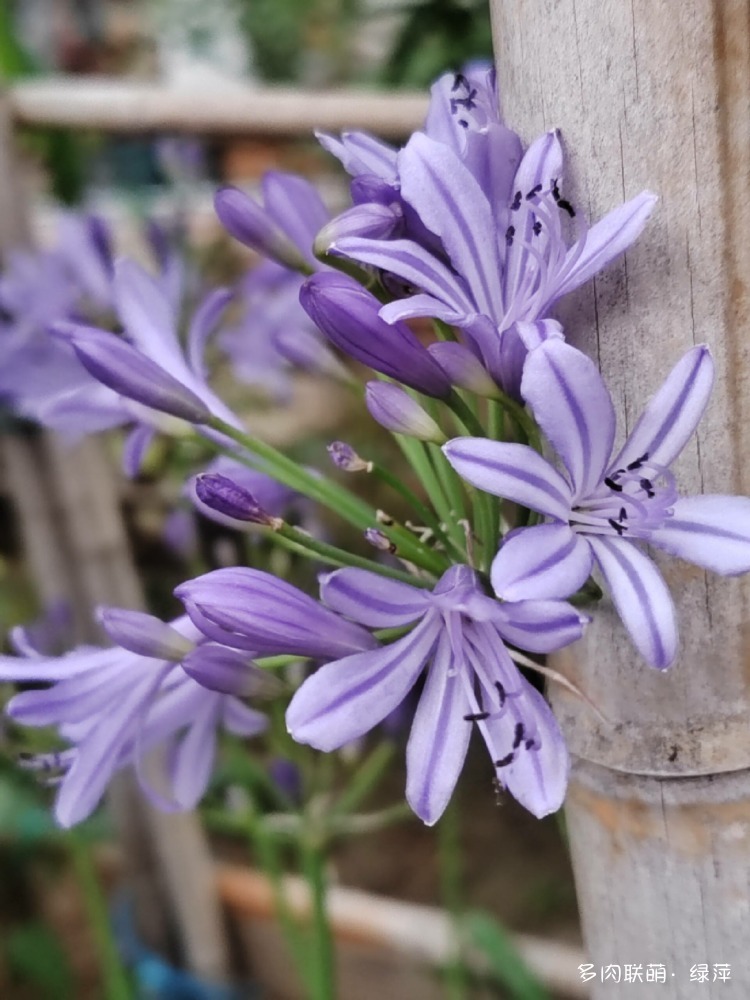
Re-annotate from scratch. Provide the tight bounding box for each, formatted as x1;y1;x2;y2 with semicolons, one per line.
5;922;74;999
464;910;550;1000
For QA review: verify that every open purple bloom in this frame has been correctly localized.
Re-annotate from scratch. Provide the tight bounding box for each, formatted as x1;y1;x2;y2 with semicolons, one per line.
287;565;584;823
330;129;656;396
0;611;266;827
444;340;750;669
50;258;242;471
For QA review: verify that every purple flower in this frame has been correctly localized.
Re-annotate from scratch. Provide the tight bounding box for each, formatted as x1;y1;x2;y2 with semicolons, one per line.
175;567;377;659
287;566;585;823
300;272;451;397
0;610;266;826
365;382;445;441
187;456;307;532
50;258;242;470
330;127;656;395
215;172;330;273
444;339;750;669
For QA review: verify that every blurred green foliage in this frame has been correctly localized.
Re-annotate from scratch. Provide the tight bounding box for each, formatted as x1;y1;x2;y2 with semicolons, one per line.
0;1;85;204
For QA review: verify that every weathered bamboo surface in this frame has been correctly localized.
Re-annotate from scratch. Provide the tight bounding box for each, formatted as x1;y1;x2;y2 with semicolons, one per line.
7;77;427;137
491;1;750;995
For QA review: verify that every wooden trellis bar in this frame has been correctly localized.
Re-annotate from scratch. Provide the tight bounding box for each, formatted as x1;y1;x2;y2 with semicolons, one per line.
7;77;427;136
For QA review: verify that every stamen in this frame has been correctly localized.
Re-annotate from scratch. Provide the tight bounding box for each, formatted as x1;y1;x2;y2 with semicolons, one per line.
640;477;655;499
505;225;515;246
532;220;542;236
495;752;515;768
526;184;543;200
512;722;525;749
627;452;649;470
495;681;506;706
619;507;627;521
608;518;627;536
464;711;491;722
451;73;469;92
557;198;576;218
457;119;469;129
510;191;522;211
604;476;623;492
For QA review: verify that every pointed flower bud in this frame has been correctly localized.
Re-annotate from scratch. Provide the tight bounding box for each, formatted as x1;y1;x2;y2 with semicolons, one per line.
96;606;194;660
52;321;212;424
327;441;372;472
195;473;283;528
182;643;283;698
428;341;500;398
300;272;452;398
365;382;446;442
271;325;351;382
214;186;310;272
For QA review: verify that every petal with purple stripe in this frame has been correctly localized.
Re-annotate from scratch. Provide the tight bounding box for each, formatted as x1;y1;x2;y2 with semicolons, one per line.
491;523;593;601
489;599;588;654
286;615;438;750
588;536;677;670
405;631;471;825
443;438;573;520
552;192;658;302
611;346;714;471
521;340;616;499
649;495;750;575
320;568;431;627
398;133;503;320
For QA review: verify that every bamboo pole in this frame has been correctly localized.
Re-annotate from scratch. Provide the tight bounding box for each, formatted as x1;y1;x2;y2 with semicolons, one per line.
490;1;750;994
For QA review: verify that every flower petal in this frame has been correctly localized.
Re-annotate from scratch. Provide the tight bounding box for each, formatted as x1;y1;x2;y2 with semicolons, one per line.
649;495;750;575
612;346;714;471
332;237;474;318
316;130;398;180
286;615;438;750
552;191;658;302
113;259;181;372
122;424;156;478
262;172;330;264
186;287;233;377
398;133;503;320
320;568;431;627
405;631;471;825
490;599;588;654
443;438;573;520
176;567;376;659
490;679;569;818
521;340;616;499
170;702;220;808
491;523;593;602
588;536;677;669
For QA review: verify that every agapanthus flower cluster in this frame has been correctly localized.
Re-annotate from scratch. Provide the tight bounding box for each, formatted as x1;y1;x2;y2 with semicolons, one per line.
3;63;750;834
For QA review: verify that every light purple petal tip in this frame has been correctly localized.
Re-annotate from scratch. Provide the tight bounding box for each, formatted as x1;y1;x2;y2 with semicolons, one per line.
649;495;750;575
491;523;593;602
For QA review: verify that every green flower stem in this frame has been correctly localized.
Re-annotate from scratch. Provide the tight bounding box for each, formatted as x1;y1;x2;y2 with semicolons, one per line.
329;802;413;837
205;418;447;576
438;799;469;1000
427;443;468;526
270;521;434;587
249;812;309;986
369;463;461;558
300;836;336;1000
333;742;396;817
445;390;487;439
394;434;456;536
67;831;132;1000
495;391;542;453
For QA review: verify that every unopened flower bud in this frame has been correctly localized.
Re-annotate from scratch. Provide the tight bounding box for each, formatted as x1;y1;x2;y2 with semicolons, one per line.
214;186;310;272
364;528;397;554
195;474;283;528
428;341;500;398
365;382;446;443
314;202;402;257
327;441;372;472
96;607;194;660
